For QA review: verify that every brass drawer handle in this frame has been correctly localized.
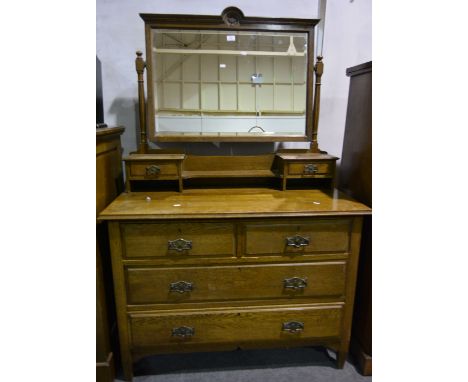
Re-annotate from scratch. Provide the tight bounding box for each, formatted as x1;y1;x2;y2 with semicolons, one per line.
286;235;310;248
168;238;193;252
282;321;304;333
146;165;161;176
170;281;194;293
283;277;308;290
304;164;318;174
172;326;195;338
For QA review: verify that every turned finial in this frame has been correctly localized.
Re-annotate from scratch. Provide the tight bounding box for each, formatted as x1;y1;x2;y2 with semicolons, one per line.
315;56;324;76
136;51;145;74
135;50;148;153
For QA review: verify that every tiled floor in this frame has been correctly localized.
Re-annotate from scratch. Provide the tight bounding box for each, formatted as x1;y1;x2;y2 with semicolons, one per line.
115;347;371;382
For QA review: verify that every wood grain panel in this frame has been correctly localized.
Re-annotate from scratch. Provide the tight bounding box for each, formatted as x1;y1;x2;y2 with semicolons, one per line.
340;61;372;375
288;162;330;175
96;127;124;382
129;162;178;177
98;189;372;221
126;262;346;304
122;222;235;258
96;128;124;215
130;304;343;349
183;154;275;172
244;219;350;255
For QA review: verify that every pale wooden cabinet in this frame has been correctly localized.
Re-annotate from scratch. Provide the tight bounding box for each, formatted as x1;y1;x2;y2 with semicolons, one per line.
98;8;371;382
99;189;370;381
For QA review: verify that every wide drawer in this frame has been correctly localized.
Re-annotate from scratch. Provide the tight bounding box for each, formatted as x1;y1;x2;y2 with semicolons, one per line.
121;222;235;258
130;305;343;349
244;219;351;255
126;262;346;305
128;161;178;179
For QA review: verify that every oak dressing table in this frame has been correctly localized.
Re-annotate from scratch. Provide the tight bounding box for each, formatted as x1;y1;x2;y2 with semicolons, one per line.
98;8;371;381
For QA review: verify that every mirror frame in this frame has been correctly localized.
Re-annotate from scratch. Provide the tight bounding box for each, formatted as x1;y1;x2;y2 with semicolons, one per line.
140;8;319;142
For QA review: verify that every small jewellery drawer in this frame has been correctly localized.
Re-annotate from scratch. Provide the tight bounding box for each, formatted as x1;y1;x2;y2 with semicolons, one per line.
129;305;343;349
121;222;235;258
128;161;178;179
244;219;351;255
126;262;346;305
288;162;331;176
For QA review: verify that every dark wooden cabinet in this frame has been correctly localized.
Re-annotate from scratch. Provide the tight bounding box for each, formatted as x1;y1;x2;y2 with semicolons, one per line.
338;61;372;375
96;126;125;382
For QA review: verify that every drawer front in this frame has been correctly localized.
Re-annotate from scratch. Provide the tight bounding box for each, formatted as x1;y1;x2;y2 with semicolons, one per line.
129;161;178;178
122;222;235;258
245;219;350;255
130;305;343;349
288;162;330;176
126;262;346;305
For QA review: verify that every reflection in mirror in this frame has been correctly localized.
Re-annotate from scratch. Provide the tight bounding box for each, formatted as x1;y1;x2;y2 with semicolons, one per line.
152;29;308;138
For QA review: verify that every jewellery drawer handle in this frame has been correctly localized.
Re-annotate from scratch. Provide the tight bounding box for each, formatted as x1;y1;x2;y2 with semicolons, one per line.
304;164;318;174
283;277;308;290
172;326;195;338
146;165;161;176
282;321;304;333
169;281;194;293
168;238;193;252
286;235;310;248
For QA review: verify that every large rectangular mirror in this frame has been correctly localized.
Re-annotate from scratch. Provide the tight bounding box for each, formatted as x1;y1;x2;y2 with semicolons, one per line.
142;12;317;142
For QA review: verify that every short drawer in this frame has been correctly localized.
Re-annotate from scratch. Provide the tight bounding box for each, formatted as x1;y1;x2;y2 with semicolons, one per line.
122;222;235;258
128;161;179;179
244;219;350;255
130;305;343;349
126;262;346;305
288;162;331;176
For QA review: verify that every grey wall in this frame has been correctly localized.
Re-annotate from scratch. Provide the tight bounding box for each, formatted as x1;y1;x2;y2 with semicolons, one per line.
97;0;371;157
319;0;372;160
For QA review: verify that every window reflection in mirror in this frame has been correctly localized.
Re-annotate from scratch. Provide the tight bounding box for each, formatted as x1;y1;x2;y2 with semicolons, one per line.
152;29;308;138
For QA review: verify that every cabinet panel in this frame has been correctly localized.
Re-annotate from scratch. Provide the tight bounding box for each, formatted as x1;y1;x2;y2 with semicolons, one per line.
288;162;330;176
122;222;235;258
244;219;351;255
126;262;346;305
130;305;343;349
129;161;178;178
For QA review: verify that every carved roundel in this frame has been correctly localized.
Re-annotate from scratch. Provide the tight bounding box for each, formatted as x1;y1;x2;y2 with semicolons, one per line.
221;7;244;26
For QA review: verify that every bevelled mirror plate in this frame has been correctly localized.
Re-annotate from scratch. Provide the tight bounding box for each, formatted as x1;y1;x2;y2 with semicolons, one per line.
151;29;308;139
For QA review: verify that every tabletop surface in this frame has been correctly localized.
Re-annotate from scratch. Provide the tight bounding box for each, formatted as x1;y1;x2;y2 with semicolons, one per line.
98;188;371;220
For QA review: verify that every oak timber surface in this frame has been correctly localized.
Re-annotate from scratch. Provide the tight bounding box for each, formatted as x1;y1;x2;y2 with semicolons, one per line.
123;154;186;161
99;188;371;220
126;262;346;305
96;126;124;382
276;153;338;161
96;126;125;138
